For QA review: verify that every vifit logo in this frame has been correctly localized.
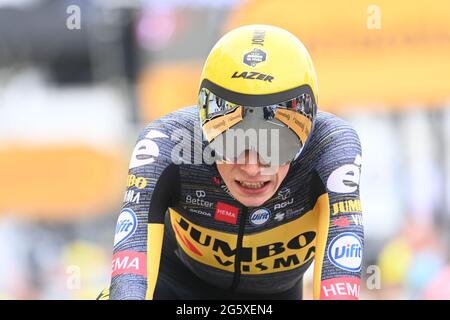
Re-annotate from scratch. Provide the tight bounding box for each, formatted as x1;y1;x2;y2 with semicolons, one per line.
114;208;138;247
327;233;362;272
249;208;271;226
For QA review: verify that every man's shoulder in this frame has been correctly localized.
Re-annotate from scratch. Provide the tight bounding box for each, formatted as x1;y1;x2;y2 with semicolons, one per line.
315;110;355;132
136;106;199;141
294;110;361;166
310;110;360;145
146;105;198;131
133;106;205;165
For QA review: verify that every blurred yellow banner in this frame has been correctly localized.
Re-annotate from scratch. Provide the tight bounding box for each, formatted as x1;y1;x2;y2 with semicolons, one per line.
0;146;127;220
138;62;202;122
224;0;450;111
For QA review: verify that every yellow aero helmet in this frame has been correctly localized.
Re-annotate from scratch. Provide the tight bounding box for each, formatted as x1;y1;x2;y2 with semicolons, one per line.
199;25;318;166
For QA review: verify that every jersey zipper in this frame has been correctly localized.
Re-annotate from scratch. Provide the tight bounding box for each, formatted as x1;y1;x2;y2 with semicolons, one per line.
230;206;248;291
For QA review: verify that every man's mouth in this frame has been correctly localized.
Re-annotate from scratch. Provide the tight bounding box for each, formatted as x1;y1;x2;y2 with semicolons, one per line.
235;180;272;195
237;180;267;189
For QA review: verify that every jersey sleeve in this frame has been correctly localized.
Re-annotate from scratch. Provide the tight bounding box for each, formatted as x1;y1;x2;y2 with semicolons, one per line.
109;123;179;300
312;117;364;300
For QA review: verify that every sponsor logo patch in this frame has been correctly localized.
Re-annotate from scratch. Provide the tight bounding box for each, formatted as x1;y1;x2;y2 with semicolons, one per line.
170;208;317;274
196;190;206;198
320;277;360;300
251;29;265;46
249;208;271;226
278;187;291;200
185;194;214;208
332;216;350;227
331;199;362;215
274;198;294;210
231;71;273;82
123;190;140;204
274;208;304;222
351;214;363;226
111;251;146;277
129;130;168;169
214;202;239;224
332;214;363;228
189;208;212;217
127;174;147;189
243;48;267;67
114;208;138;247
327;232;362;272
327;155;362;194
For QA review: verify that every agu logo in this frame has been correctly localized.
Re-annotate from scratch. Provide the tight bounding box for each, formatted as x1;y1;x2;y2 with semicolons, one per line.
114;208;138;247
278;187;290;200
327;233;362;272
249;208;271;226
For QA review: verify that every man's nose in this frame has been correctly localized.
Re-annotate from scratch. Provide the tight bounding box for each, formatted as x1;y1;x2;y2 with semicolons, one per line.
240;163;261;177
238;150;262;177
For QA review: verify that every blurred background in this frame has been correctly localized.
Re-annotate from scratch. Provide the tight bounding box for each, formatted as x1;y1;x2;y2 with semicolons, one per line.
0;0;449;299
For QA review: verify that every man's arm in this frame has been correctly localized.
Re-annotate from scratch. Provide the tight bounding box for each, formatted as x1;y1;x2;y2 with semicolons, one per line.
312;116;364;300
109;125;178;300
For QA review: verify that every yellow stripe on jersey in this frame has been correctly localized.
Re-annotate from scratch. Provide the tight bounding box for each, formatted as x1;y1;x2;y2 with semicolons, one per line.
168;204;319;275
313;193;331;300
96;287;110;300
145;223;165;300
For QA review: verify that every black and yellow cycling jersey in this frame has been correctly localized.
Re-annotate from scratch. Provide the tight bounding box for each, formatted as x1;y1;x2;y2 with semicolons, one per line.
106;106;363;300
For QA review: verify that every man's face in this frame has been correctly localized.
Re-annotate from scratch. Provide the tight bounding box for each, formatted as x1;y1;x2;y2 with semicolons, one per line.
216;150;290;207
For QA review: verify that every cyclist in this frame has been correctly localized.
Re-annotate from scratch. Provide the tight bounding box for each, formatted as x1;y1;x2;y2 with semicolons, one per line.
100;24;364;300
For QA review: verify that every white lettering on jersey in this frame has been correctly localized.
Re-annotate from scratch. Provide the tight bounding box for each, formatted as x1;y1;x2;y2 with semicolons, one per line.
129;130;168;169
327;154;362;194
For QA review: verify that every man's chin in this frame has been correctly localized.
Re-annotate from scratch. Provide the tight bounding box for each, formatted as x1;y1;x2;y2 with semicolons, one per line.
235;195;269;208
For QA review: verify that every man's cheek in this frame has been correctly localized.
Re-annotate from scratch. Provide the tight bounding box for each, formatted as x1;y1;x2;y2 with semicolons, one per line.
260;166;279;176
